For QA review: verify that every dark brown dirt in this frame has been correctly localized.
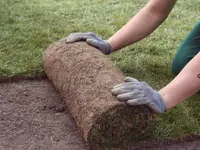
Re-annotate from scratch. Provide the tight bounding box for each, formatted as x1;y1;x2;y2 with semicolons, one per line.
1;78;200;150
43;40;154;149
131;135;200;150
0;79;88;150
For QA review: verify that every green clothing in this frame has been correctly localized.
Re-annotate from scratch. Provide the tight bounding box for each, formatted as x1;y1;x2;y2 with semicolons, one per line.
172;21;200;74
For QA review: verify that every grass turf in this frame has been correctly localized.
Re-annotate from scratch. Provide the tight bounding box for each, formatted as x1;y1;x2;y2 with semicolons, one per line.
1;0;200;142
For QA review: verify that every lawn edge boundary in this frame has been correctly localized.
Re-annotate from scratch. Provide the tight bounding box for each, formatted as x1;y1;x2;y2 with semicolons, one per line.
0;75;47;83
131;134;200;149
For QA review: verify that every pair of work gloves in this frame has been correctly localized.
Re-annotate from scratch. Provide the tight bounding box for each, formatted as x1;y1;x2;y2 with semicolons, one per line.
67;32;166;114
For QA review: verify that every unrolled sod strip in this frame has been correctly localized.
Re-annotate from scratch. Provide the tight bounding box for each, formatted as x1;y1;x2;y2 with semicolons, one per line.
43;38;154;150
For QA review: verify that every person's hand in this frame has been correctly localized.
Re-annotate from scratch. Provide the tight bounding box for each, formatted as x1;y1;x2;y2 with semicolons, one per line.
66;32;112;55
112;77;166;114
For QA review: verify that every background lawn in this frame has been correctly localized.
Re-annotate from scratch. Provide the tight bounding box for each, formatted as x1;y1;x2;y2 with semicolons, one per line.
1;0;200;141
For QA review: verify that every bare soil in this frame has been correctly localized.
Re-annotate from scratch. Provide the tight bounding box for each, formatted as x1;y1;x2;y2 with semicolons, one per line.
1;78;200;150
131;135;200;150
0;79;88;150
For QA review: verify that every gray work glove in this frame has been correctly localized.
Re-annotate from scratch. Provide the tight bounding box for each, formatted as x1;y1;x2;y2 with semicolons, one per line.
66;32;112;55
112;77;166;114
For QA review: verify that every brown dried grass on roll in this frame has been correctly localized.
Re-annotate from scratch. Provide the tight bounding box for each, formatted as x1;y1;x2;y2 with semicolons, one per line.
43;38;154;150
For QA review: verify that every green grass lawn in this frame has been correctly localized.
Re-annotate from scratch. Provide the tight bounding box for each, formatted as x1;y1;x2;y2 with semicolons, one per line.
1;0;200;142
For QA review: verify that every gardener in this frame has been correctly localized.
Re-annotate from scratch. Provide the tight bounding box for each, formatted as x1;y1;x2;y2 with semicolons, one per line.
66;0;200;114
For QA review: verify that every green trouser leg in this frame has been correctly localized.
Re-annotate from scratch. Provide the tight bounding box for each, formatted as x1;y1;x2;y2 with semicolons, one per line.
172;21;200;75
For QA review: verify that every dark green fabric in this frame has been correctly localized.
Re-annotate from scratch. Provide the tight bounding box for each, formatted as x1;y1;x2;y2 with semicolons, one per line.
172;21;200;74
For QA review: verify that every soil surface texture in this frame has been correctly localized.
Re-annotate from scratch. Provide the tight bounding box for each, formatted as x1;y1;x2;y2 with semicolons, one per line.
131;135;200;150
0;79;88;150
1;78;200;150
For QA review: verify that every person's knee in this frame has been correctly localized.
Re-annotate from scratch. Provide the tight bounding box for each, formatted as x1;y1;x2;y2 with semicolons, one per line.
171;43;191;75
172;21;200;75
194;20;200;29
171;56;186;75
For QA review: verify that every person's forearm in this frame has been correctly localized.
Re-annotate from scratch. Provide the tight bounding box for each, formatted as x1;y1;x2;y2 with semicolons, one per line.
108;0;176;51
159;52;200;110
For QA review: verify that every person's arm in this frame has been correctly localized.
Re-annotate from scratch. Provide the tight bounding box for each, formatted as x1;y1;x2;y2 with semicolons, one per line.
112;52;200;114
67;0;177;54
160;52;200;110
108;0;177;51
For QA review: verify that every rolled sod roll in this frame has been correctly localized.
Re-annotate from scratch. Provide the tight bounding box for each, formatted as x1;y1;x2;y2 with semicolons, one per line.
43;38;154;149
